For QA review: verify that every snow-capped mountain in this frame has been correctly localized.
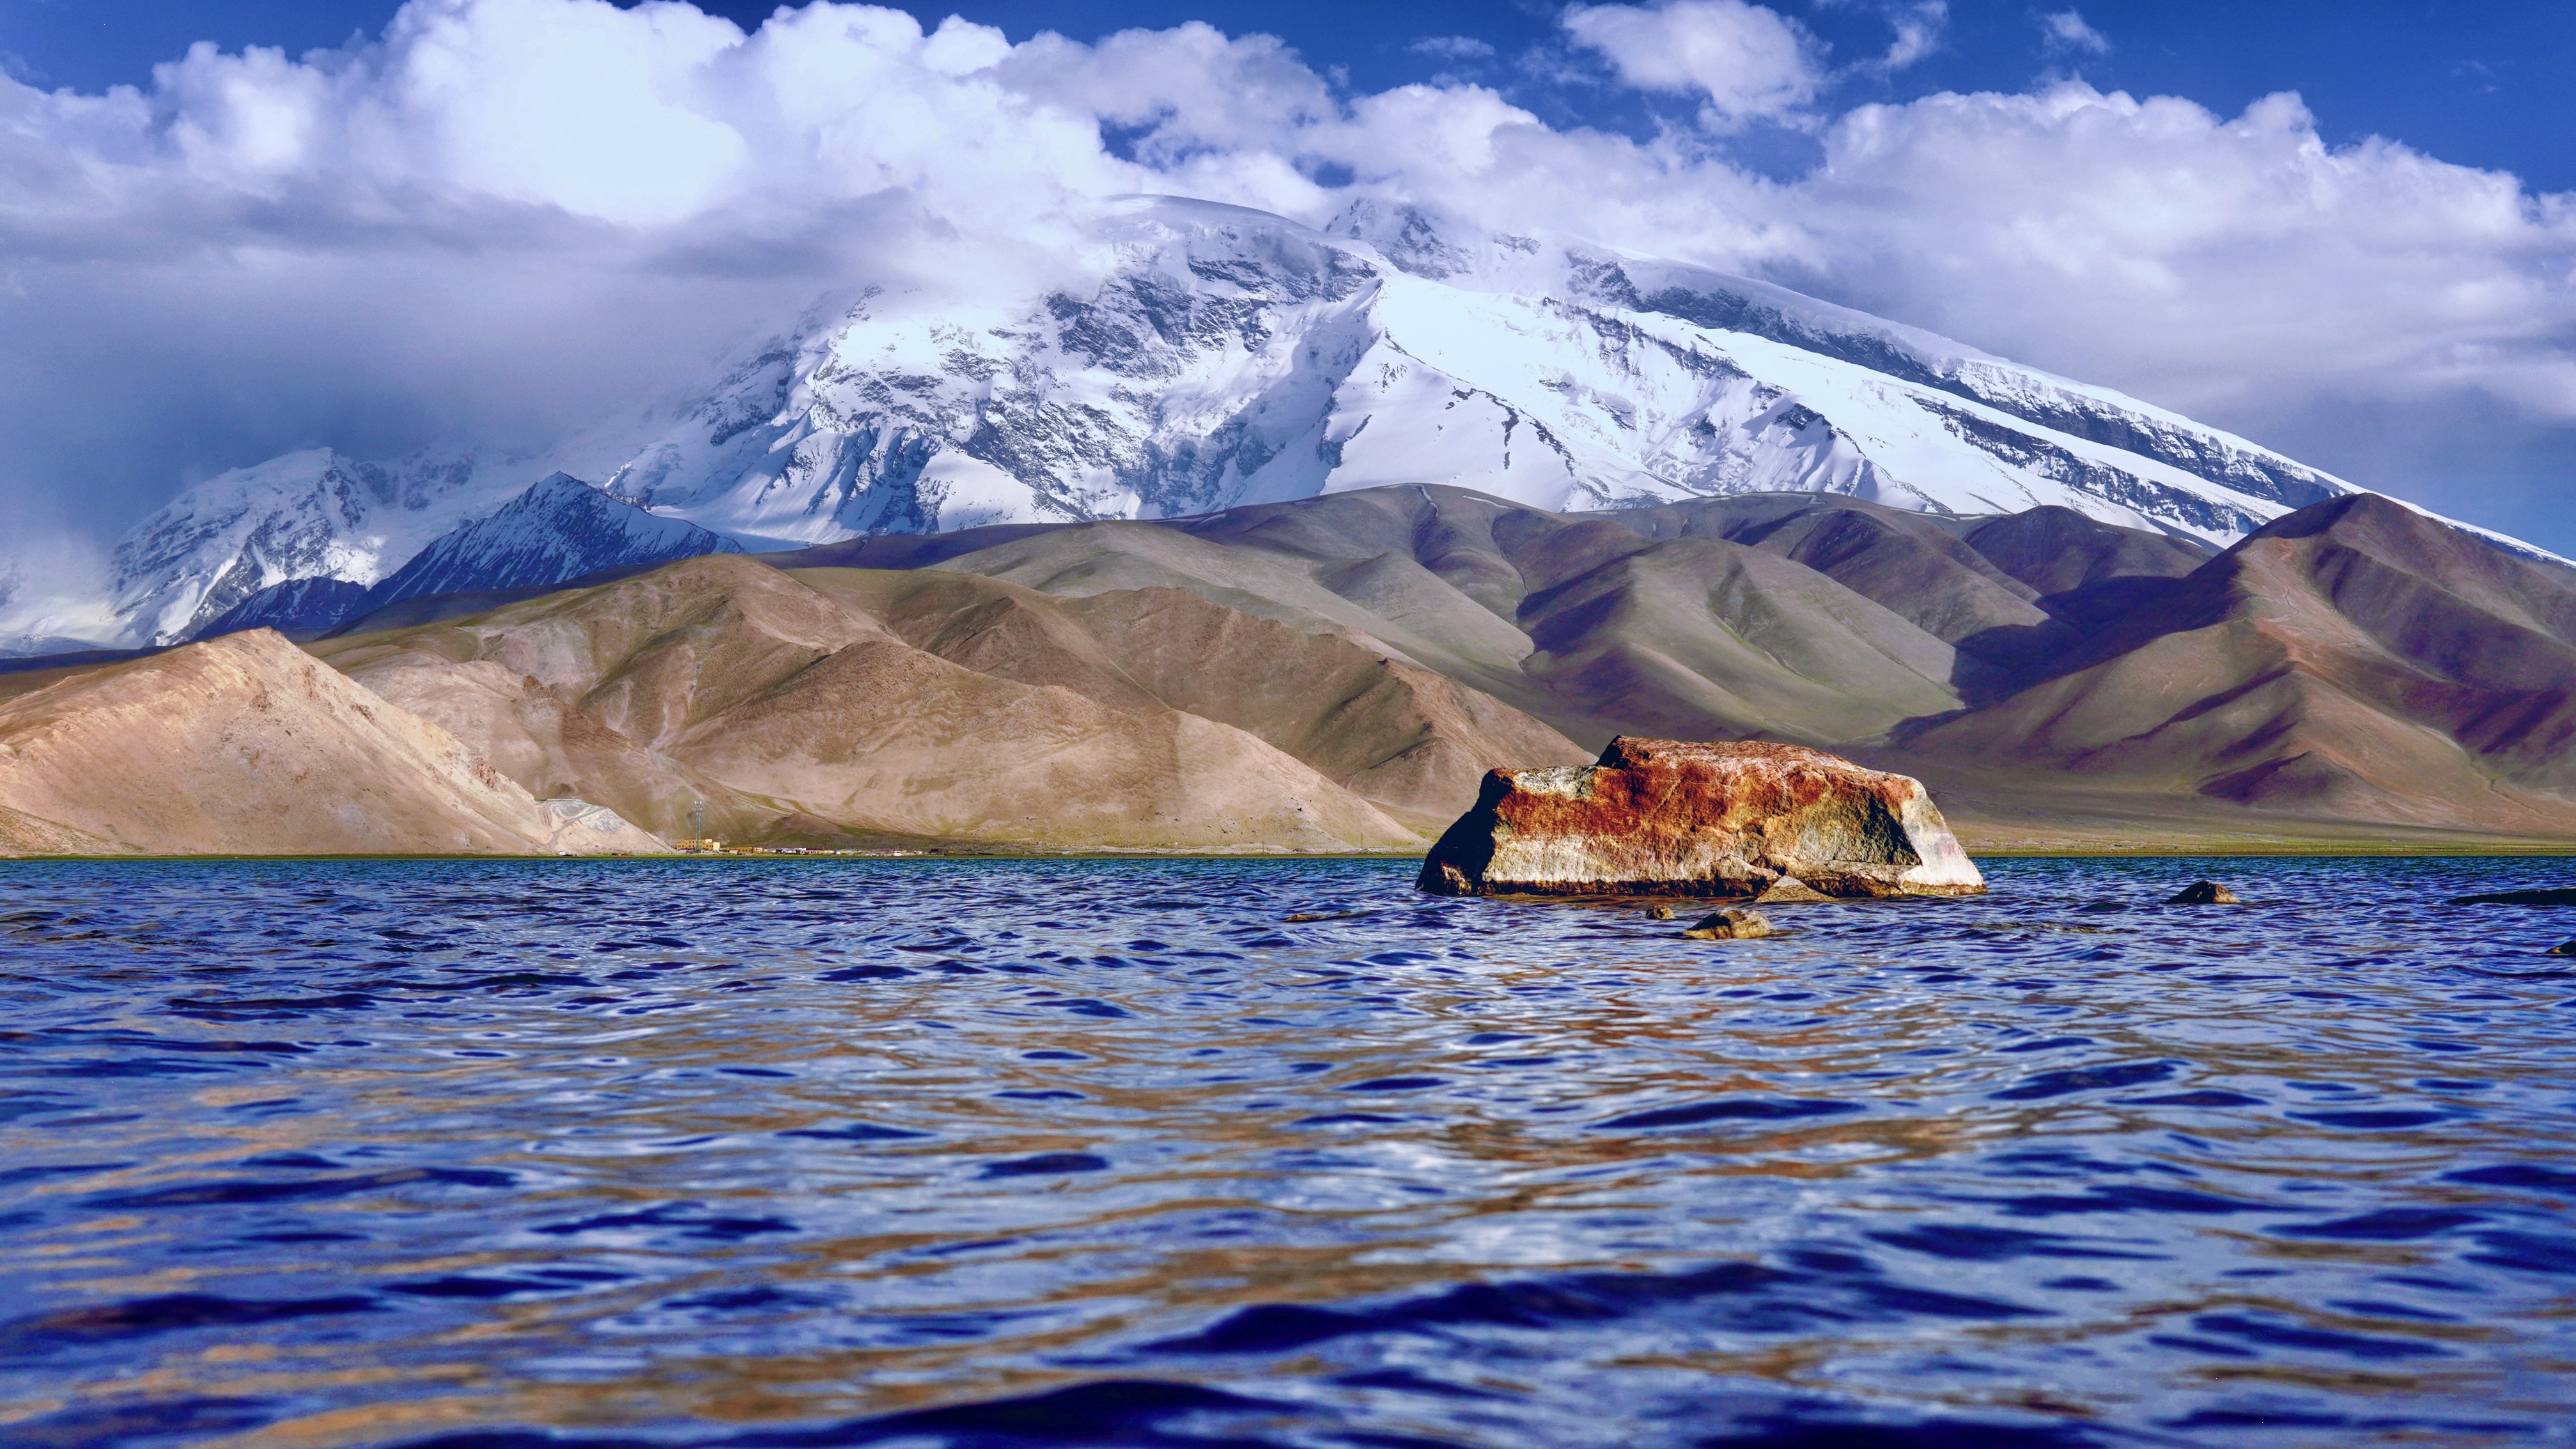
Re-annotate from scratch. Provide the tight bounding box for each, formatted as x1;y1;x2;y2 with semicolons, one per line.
176;474;746;644
0;529;125;655
97;196;2424;647
185;578;373;643
603;197;2357;548
109;449;523;646
361;472;743;612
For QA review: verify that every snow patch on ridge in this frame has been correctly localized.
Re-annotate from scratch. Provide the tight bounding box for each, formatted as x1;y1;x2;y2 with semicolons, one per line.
594;198;2365;550
366;472;745;610
109;449;524;646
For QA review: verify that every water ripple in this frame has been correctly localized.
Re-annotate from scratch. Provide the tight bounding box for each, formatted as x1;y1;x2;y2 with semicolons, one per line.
0;855;2572;1447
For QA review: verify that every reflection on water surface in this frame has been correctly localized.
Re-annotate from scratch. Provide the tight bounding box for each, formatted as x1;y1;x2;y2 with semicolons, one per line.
1;856;2572;1447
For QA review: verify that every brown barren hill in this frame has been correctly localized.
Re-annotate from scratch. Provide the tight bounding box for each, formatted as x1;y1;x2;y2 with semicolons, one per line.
315;555;1421;851
1514;536;1964;745
0;629;663;855
1902;495;2576;835
1176;488;1988;741
669;636;1418;849
318;555;882;841
787;568;1588;832
28;483;2558;856
1055;587;1584;830
1614;495;2080;678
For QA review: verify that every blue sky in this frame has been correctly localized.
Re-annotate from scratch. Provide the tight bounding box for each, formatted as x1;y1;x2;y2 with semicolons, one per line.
8;1;2569;189
0;0;2569;598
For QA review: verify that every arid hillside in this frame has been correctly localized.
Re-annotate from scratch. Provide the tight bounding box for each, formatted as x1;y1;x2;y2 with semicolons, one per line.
6;485;2571;854
1892;494;2576;843
773;484;2576;846
0;630;663;855
306;554;1493;851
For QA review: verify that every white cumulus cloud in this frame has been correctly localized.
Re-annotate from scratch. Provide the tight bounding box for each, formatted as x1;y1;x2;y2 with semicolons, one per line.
0;0;2570;584
1561;0;1825;125
1837;0;1950;73
1774;84;2576;539
2040;10;2111;56
1409;36;1497;62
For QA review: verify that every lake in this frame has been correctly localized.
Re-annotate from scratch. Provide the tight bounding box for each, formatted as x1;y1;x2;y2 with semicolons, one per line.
2;856;2572;1448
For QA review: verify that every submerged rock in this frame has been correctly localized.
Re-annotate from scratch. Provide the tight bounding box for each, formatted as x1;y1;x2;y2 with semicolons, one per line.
1755;876;1836;904
2449;888;2576;906
1415;737;1985;899
2551;939;2576;957
1645;904;1675;920
1684;908;1773;940
2166;881;2240;905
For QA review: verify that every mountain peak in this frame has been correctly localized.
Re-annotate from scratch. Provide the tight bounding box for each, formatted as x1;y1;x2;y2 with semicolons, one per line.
355;474;745;617
94;194;2554;649
1325;198;1480;280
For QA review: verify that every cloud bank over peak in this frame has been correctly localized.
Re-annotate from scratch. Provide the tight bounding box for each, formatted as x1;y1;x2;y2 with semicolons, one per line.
1;0;2571;637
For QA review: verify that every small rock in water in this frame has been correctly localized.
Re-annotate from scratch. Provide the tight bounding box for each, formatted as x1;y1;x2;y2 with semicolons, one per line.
2166;881;2240;905
1684;908;1773;940
1645;904;1675;920
1755;876;1834;904
2449;888;2576;906
2550;939;2576;957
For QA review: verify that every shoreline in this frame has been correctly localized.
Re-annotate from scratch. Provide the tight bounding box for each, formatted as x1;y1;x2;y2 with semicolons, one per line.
3;844;2572;864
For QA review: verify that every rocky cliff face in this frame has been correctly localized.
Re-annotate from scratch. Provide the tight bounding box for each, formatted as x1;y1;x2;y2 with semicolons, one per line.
129;466;750;649
109;449;514;647
185;577;374;643
356;473;746;614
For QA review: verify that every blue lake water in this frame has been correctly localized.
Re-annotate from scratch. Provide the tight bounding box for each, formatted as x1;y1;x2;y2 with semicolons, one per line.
3;856;2574;1448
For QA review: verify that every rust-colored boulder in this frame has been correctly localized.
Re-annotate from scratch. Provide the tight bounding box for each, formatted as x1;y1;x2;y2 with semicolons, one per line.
1416;737;1985;899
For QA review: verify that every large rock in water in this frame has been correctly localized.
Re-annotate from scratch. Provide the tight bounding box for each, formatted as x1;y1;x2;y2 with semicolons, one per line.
1416;737;1985;898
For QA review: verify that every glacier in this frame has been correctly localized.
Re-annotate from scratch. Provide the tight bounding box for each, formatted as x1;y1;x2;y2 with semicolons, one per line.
94;196;2430;647
358;472;745;614
176;474;748;643
598;198;2365;550
109;449;528;647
